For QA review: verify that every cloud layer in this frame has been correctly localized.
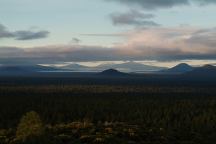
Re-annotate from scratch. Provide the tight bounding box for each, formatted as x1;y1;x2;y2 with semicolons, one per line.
0;23;49;40
1;26;216;63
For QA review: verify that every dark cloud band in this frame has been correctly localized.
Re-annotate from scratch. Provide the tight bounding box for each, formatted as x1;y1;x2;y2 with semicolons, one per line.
105;0;216;9
105;0;189;9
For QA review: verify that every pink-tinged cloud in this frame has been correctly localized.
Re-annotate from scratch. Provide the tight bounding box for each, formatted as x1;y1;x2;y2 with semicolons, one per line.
116;26;216;56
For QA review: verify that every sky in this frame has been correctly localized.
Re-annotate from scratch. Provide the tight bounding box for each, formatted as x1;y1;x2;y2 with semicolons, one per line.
1;0;216;67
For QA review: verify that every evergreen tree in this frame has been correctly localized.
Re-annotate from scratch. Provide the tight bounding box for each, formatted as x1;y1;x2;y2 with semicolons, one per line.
14;111;44;143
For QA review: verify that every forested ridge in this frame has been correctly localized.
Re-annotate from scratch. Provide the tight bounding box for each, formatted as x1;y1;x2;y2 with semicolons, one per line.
0;85;216;143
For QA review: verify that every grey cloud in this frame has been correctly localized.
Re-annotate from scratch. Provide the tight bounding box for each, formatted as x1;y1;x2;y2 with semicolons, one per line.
0;24;14;38
0;47;25;55
0;23;49;40
105;0;216;10
1;43;216;63
81;33;124;37
186;28;216;47
195;0;216;5
110;10;159;26
105;0;189;9
0;45;120;62
14;30;49;40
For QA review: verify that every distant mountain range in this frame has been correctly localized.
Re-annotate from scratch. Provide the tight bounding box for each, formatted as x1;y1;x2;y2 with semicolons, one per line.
0;65;58;73
99;69;126;76
160;63;194;74
95;61;166;72
184;64;216;78
0;63;216;79
61;61;166;72
60;63;90;71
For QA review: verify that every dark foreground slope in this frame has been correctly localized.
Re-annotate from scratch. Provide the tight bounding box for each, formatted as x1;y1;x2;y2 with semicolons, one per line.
1;85;216;144
0;71;216;86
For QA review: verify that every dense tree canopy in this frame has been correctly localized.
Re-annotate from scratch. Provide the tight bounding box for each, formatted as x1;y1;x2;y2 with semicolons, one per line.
0;85;216;143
